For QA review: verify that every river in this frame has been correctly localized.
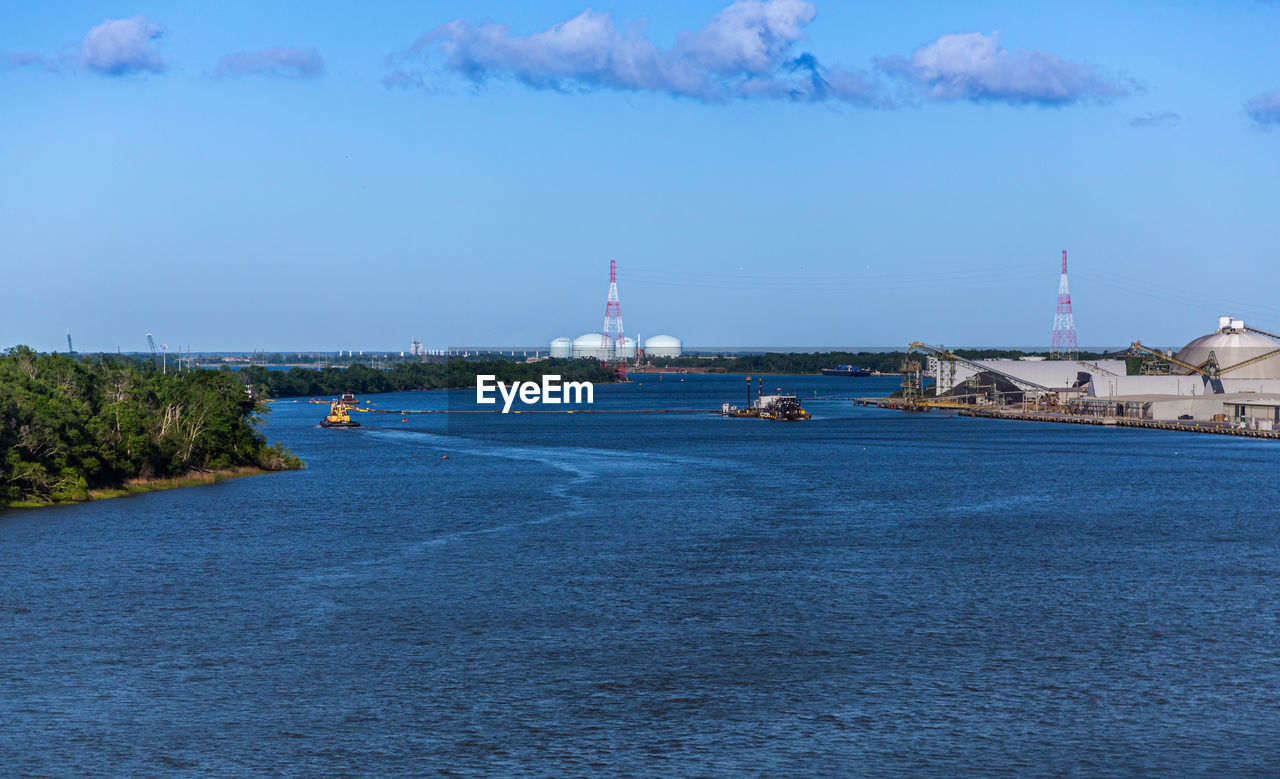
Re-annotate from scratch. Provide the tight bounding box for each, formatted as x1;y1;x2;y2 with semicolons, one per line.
3;374;1278;774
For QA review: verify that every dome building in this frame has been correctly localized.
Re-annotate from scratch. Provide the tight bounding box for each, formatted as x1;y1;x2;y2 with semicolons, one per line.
569;333;636;360
1173;317;1280;380
644;334;682;358
571;333;610;360
549;337;572;358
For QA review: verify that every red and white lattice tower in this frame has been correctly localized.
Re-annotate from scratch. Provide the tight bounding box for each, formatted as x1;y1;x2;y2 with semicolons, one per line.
1050;250;1078;360
601;259;624;359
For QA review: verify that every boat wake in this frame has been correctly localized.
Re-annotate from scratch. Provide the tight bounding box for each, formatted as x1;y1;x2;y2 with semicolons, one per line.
292;428;722;592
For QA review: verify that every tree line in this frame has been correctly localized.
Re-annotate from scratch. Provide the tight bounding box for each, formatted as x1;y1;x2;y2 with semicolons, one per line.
1;347;301;508
237;358;620;399
640;349;1123;375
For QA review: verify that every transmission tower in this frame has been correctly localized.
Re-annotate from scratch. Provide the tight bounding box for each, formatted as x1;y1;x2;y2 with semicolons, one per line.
1050;250;1078;360
601;259;624;359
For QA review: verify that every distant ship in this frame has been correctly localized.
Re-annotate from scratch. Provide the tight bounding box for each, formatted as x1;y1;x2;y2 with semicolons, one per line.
821;365;872;377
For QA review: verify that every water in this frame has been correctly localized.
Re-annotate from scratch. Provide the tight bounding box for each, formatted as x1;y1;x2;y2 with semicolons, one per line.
3;374;1279;775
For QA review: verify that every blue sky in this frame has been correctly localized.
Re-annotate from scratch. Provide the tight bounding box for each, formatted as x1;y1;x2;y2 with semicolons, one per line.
2;1;1279;352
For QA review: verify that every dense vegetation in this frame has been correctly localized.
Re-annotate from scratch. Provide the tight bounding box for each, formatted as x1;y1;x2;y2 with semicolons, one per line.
640;349;1123;375
238;358;619;399
0;347;301;508
641;351;912;374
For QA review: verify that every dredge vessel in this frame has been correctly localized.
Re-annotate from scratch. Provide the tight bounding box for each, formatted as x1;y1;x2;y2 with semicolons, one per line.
721;377;811;421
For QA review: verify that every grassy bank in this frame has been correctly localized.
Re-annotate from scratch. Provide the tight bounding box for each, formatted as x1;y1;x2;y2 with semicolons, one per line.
5;465;297;509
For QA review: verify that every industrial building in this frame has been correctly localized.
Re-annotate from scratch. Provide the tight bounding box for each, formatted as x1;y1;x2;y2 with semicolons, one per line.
1088;375;1280;397
909;252;1280;432
1090;317;1280;399
924;315;1280;427
1169;317;1280;380
930;356;1129;396
1073;393;1280;428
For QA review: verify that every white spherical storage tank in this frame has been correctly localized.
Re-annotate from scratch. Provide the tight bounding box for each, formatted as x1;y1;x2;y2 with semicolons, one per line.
644;334;682;357
550;337;572;358
571;333;610;360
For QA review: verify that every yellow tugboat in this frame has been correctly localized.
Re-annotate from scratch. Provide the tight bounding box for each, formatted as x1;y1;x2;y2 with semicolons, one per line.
319;399;361;428
721;377;811;421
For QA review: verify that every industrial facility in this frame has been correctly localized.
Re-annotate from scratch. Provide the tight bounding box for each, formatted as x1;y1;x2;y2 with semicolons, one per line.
914;315;1280;431
900;253;1280;434
550;261;682;359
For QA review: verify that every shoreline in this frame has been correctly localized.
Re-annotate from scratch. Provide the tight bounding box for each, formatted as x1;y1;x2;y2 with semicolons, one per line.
853;397;1280;440
3;466;291;511
630;369;901;376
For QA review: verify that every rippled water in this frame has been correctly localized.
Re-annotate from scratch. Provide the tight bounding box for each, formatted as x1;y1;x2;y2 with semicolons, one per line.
3;375;1279;774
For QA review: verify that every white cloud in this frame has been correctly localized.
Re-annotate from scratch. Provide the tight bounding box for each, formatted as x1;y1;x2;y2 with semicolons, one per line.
1129;110;1181;128
1244;89;1280;127
394;6;1132;111
878;31;1128;105
214;47;325;78
399;0;882;105
80;15;167;76
3;52;59;72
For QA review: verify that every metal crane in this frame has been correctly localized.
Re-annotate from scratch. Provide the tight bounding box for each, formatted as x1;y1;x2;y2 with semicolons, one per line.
1244;324;1280;341
1076;360;1121;377
1129;341;1213;377
1217;345;1280;375
145;333;169;373
1129;339;1280;393
908;342;1052;395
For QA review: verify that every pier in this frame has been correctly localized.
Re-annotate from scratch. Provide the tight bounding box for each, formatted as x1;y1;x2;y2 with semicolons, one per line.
854;397;1280;439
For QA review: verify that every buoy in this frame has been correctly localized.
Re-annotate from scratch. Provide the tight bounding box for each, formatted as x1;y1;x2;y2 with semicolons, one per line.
442;454;449;460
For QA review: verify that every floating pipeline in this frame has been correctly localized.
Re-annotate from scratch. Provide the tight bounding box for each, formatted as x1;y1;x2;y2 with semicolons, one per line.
304;399;719;417
302;400;826;420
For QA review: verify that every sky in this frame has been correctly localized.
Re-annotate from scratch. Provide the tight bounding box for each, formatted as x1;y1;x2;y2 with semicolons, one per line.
2;0;1279;352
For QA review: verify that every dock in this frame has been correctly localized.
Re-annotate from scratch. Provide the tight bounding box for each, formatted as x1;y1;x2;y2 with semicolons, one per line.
853;397;1280;439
